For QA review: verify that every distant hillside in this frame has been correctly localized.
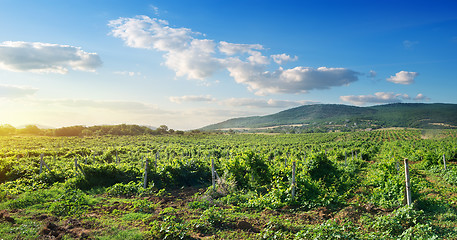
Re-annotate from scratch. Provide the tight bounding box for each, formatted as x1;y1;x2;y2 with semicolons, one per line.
201;103;457;132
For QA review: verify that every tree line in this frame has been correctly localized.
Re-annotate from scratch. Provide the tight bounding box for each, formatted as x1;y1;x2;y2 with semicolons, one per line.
0;124;204;137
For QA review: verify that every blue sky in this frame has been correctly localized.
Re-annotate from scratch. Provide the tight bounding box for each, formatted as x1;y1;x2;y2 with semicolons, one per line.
1;0;456;130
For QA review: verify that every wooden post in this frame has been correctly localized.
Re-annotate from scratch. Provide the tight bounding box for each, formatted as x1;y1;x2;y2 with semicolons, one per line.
211;158;215;188
155;152;158;169
143;157;148;189
443;154;447;171
74;157;78;176
404;158;412;206
40;154;51;172
345;152;347;166
292;161;296;199
40;154;44;174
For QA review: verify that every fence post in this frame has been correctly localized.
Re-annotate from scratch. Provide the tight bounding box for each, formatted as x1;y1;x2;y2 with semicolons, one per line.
404;158;412;206
345;152;347;166
292;161;296;199
144;157;148;189
211;158;215;188
443;154;447;171
155;152;158;169
40;154;44;174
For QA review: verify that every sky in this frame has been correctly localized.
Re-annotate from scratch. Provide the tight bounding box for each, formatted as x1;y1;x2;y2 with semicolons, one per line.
1;0;456;130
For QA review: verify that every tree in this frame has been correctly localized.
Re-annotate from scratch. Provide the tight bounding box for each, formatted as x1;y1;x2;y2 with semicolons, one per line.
20;125;41;135
0;124;16;135
158;125;169;134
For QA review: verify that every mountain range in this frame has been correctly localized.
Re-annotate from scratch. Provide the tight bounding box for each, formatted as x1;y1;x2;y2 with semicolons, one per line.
201;103;457;132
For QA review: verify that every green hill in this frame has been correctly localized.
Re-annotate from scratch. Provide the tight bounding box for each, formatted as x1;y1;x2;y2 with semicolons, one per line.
201;103;457;132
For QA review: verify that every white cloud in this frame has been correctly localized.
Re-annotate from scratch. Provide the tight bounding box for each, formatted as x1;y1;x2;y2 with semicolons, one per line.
109;15;359;95
114;71;141;77
271;53;298;65
150;5;159;15
221;98;318;108
169;95;216;103
340;92;412;105
109;16;192;51
413;93;430;101
387;71;418;85
0;84;38;98
109;16;221;80
224;62;359;95
218;41;263;55
164;39;222;80
0;41;102;74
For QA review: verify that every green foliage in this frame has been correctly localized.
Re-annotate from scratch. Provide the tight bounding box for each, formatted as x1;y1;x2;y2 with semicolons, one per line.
1;130;457;239
49;188;89;216
73;163;141;189
367;205;438;239
223;151;271;190
106;181;154;197
202;103;457;132
147;207;191;239
295;220;360;239
150;158;210;188
192;206;224;234
304;152;338;185
131;198;156;213
6;189;52;209
367;158;405;208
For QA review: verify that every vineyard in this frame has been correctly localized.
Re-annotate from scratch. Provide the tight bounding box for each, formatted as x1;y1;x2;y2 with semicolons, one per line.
1;129;457;239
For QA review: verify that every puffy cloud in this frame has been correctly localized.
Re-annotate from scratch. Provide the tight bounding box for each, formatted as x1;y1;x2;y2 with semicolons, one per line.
109;16;192;51
413;93;430;101
109;16;221;80
0;41;102;74
164;39;222;80
169;95;216;103
221;98;318;108
387;71;418;85
224;61;359;95
0;84;38;98
271;53;298;65
109;15;359;94
218;41;263;55
340;92;412;105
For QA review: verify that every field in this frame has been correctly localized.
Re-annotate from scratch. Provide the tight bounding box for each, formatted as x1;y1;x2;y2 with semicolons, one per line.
1;129;457;239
